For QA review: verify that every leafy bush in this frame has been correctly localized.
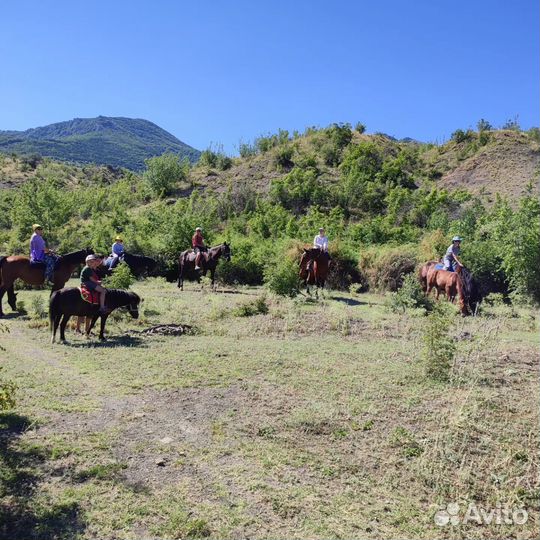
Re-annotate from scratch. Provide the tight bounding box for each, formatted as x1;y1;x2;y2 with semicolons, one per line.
264;257;299;297
30;296;47;319
274;145;294;171
359;244;418;291
422;304;456;382
355;122;366;134
477;119;492;132
102;262;135;289
143;153;188;197
233;295;269;317
388;273;433;313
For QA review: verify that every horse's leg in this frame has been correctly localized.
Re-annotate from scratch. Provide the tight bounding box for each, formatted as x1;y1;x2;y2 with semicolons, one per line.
211;268;216;291
6;286;17;311
59;315;71;342
0;286;5;317
87;315;99;336
51;315;62;343
177;263;183;289
98;315;109;341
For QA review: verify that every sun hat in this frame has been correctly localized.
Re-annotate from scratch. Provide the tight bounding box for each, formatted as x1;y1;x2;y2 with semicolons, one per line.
85;254;100;263
32;224;43;231
115;235;123;241
452;236;462;242
195;227;202;231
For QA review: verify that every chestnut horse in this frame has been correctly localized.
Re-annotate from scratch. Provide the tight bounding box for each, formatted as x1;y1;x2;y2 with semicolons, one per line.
0;248;93;317
426;264;481;316
418;260;438;292
299;248;329;296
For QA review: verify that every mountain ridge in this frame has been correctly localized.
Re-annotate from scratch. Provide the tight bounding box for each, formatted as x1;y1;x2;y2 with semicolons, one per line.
0;116;200;170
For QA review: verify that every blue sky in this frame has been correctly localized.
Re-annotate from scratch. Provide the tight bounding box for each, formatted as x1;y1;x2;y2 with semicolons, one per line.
1;0;538;153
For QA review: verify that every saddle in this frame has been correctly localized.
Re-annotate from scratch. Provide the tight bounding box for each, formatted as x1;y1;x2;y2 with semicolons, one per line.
80;286;100;305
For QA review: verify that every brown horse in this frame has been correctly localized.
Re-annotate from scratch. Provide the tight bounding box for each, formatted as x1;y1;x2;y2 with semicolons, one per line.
0;248;93;317
299;248;329;296
177;242;231;290
426;264;480;316
418;260;438;292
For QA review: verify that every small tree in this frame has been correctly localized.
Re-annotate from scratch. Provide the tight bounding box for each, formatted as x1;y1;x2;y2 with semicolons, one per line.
143;153;188;198
102;262;135;289
476;118;492;132
355;122;366;134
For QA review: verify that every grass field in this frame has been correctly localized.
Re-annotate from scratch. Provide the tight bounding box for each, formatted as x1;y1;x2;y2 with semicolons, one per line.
1;278;538;539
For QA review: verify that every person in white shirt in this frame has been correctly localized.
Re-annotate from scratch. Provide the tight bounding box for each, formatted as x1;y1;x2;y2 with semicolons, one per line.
308;228;331;271
313;228;329;252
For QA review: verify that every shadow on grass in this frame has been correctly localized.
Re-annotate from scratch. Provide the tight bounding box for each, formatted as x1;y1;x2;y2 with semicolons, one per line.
63;334;146;348
0;412;85;540
329;295;369;306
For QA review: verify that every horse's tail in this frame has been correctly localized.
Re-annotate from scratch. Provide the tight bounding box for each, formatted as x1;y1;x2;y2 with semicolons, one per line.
49;289;60;331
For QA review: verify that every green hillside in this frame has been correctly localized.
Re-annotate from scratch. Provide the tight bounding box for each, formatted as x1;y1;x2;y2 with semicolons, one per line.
0;116;200;170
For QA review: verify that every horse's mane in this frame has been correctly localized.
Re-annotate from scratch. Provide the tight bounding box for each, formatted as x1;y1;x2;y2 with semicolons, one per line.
59;249;89;264
106;288;139;302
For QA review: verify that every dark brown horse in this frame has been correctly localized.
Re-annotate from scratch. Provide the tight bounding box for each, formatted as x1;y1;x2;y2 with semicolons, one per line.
299;248;329;296
50;287;140;342
0;248;93;317
177;242;231;290
426;264;481;316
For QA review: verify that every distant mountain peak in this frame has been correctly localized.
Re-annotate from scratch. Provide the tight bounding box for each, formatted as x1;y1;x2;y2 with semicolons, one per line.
0;116;200;170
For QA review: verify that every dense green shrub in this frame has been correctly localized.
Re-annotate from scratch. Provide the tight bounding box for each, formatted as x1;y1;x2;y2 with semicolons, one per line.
143;153;188;197
359;244;418;291
388;273;433;313
102;262;135;289
263;256;300;298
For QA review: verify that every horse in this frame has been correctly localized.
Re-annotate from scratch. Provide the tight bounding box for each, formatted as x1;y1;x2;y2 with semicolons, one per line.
299;247;329;296
104;252;157;277
50;287;140;343
177;242;231;291
426;264;481;316
0;248;93;317
418;260;438;293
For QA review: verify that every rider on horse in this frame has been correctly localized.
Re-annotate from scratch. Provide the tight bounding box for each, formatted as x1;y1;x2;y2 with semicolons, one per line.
443;236;464;272
109;235;125;269
307;227;331;271
30;224;57;282
80;254;108;313
192;227;207;270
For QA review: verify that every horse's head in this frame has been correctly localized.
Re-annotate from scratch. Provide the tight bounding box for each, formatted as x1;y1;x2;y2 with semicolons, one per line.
299;249;311;279
221;242;232;262
127;292;141;319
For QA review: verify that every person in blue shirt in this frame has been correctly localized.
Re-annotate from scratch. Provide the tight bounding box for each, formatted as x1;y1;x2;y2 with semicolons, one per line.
443;236;464;271
110;236;125;269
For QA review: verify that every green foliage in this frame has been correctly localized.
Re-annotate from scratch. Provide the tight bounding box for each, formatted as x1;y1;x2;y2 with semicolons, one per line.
271;167;327;214
274;145;294;171
102;262;135;289
355;122;366;134
388;273;433;313
502;116;521;131
451;129;474;143
198;145;233;171
477;118;493;132
359;244;418;291
422;304;456;382
233;295;269;317
264;256;300;298
30;296;47;320
143;152;189;197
